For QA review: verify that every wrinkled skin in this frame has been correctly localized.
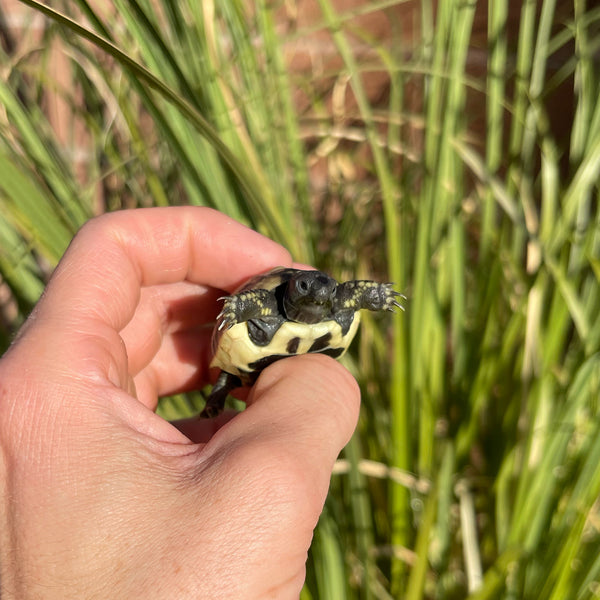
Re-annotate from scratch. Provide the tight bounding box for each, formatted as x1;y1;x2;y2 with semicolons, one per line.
0;207;360;600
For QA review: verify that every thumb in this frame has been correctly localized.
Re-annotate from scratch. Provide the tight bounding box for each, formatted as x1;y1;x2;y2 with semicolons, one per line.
168;355;361;599
204;354;361;515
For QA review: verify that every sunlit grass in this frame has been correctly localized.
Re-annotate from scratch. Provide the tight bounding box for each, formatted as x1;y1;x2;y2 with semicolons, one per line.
1;1;600;598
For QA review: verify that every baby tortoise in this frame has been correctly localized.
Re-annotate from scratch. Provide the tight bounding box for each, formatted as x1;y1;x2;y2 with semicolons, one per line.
201;267;404;417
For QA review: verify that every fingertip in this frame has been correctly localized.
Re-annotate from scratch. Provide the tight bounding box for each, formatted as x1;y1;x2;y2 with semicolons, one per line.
247;353;361;448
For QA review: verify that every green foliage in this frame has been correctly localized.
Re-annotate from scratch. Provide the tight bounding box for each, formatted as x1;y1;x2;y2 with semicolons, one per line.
1;0;600;597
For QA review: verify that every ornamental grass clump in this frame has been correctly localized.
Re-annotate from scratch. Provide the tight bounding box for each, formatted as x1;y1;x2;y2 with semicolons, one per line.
1;1;599;598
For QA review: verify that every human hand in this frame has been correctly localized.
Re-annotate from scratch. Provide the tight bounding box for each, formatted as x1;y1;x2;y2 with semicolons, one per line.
0;207;360;599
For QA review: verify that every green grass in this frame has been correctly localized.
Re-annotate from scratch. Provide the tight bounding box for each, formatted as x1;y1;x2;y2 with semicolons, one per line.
1;1;600;597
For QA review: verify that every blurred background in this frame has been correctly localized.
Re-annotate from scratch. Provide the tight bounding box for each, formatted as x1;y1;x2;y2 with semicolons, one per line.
1;1;600;598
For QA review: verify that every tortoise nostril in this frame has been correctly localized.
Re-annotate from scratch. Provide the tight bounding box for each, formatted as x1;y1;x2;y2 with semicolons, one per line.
298;279;309;293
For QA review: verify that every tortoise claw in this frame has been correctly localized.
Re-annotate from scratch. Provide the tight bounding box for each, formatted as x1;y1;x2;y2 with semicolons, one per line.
380;287;406;312
389;291;407;312
390;300;406;312
216;296;239;329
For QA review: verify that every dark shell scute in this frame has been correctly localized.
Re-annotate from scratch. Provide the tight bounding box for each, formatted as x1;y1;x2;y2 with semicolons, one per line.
320;347;345;359
286;336;301;354
247;354;289;374
307;332;333;353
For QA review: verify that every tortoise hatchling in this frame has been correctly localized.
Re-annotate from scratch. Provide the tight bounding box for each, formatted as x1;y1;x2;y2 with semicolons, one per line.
201;267;404;417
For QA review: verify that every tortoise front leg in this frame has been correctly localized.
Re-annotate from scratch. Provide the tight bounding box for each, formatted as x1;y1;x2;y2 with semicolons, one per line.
334;281;404;313
332;280;404;335
218;290;284;346
217;289;279;329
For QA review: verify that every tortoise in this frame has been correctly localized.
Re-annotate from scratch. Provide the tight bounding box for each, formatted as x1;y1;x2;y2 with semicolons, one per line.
201;267;404;417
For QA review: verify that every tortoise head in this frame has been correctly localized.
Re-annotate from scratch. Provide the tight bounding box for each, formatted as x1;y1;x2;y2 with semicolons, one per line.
283;270;337;324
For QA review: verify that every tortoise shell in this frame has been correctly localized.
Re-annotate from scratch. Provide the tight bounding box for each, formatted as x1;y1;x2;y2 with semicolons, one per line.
210;268;361;383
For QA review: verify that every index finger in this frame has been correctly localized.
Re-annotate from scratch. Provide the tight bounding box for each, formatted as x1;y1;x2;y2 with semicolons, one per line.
40;207;292;331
